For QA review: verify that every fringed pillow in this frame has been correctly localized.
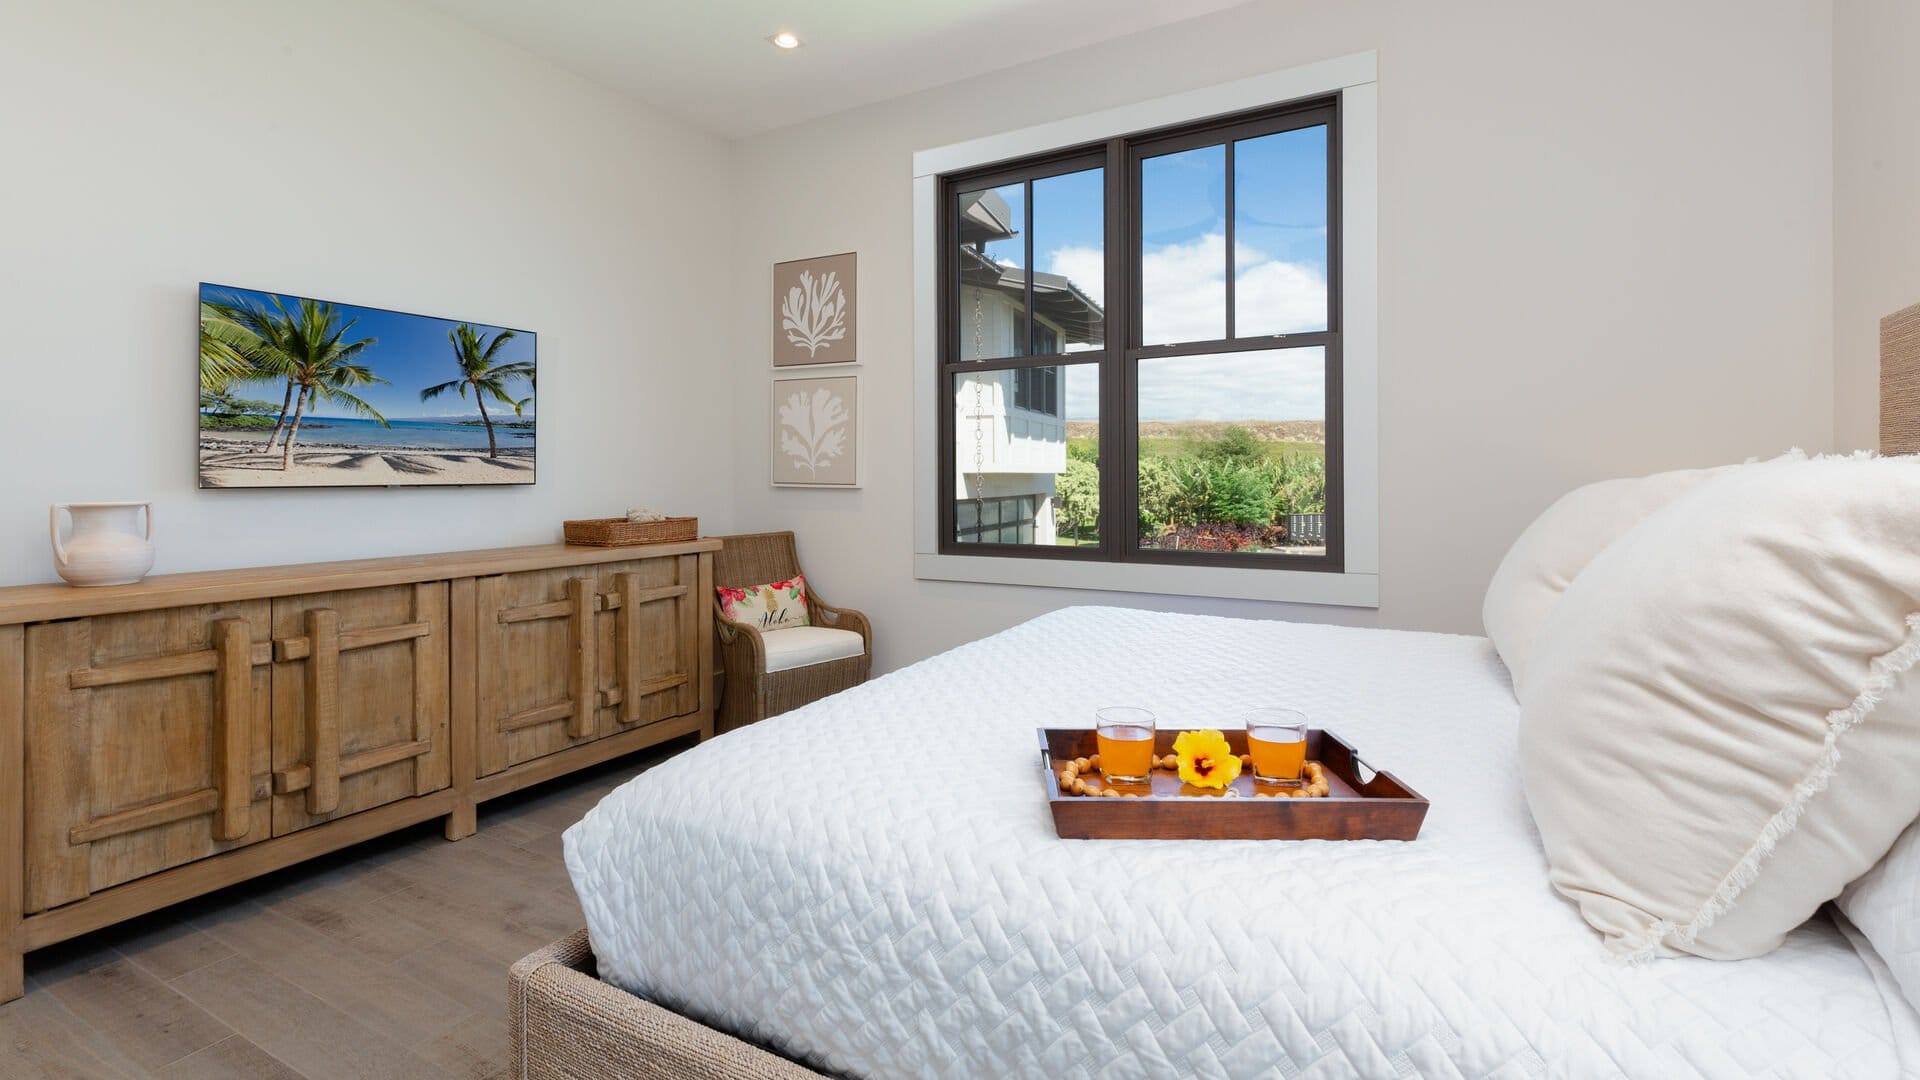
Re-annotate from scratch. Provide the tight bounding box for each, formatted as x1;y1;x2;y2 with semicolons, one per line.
1482;465;1727;696
1520;452;1920;960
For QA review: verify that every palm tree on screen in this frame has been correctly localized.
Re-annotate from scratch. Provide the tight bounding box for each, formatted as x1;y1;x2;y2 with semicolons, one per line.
198;302;277;393
223;297;387;468
280;358;389;468
419;324;534;459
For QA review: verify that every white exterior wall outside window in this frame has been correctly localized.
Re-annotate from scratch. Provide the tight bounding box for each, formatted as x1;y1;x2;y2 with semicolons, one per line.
953;284;1072;546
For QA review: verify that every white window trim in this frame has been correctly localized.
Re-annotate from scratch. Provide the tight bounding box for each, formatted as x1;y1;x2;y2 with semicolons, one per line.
911;51;1379;608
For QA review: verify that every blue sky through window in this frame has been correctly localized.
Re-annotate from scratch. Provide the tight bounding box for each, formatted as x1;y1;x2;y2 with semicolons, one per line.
1040;124;1328;423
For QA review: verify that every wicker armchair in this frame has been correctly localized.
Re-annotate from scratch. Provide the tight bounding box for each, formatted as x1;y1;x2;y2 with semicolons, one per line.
713;531;871;734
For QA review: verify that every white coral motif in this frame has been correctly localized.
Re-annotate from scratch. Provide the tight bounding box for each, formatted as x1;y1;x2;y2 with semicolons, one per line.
778;387;850;478
780;269;848;357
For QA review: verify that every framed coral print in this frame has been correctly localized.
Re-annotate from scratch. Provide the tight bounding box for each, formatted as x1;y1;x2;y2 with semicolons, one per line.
771;373;860;487
772;252;857;367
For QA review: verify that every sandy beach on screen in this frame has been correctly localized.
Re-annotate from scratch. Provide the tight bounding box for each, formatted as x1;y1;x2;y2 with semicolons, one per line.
199;437;534;487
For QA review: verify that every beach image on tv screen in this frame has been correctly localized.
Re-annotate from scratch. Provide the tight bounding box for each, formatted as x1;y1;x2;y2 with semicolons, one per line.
198;283;536;488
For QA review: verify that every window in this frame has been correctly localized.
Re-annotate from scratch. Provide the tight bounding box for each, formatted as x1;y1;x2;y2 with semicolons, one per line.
1012;367;1058;415
956;494;1039;544
937;96;1341;570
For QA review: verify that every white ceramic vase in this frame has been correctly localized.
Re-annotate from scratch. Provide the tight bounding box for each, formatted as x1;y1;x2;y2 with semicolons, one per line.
50;502;155;587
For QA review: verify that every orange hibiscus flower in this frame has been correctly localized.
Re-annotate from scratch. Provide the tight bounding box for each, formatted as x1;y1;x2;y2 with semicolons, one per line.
1173;729;1241;789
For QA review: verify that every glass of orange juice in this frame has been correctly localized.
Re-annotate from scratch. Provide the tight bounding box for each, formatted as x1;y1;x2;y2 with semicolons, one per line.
1094;706;1157;784
1245;707;1309;785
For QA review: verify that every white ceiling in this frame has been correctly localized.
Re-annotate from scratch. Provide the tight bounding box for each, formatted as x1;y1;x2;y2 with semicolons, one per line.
415;0;1254;138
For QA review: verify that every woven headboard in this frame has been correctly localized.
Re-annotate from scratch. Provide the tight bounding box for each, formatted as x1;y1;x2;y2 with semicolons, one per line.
1884;302;1920;455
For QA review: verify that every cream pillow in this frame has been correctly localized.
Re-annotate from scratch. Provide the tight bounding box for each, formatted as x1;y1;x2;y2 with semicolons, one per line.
1482;466;1725;695
1520;453;1920;960
1839;819;1920;1007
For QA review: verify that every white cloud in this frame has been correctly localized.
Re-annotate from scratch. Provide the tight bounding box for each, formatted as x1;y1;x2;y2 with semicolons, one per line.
1045;232;1325;345
1047;244;1105;308
1138;348;1324;422
1063;348;1323;423
1050;232;1326;422
1231;247;1327;338
1064;364;1100;422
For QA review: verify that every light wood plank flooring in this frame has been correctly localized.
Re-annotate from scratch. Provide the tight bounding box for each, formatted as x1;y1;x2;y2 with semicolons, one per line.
1;744;684;1080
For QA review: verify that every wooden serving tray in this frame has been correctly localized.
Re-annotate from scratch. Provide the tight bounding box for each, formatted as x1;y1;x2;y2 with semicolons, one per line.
1038;727;1429;841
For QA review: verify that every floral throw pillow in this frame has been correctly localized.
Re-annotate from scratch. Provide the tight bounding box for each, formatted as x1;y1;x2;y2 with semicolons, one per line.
716;574;811;631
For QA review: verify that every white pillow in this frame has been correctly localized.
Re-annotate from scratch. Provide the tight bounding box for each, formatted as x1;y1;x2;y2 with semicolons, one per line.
1840;819;1920;1006
1482;466;1726;695
1520;453;1920;960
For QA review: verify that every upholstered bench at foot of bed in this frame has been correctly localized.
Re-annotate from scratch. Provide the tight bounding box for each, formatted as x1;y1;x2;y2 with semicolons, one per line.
509;930;831;1080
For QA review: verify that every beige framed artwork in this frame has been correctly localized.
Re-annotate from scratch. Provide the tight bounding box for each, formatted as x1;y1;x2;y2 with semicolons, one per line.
771;373;860;487
773;252;857;366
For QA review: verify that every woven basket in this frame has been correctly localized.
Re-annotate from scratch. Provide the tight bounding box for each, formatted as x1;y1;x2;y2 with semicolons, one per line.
563;516;698;547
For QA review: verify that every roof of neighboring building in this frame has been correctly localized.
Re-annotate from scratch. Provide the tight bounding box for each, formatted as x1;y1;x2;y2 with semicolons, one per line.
955;189;1103;348
960;248;1103;346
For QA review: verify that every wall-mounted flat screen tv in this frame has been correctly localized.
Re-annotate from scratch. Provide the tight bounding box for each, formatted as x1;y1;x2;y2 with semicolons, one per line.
198;283;536;489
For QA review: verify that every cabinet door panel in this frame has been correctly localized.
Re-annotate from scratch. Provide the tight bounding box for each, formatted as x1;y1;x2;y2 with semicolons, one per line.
23;603;273;913
475;568;610;775
270;582;450;835
600;554;701;734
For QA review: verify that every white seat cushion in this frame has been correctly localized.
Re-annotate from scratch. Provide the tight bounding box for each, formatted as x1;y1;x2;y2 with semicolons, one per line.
760;626;864;673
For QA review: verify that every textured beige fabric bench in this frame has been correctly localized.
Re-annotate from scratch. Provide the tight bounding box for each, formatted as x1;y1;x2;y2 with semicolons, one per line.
509;930;832;1080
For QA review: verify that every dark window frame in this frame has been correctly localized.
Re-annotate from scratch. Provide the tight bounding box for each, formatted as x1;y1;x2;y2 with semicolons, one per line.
936;94;1342;572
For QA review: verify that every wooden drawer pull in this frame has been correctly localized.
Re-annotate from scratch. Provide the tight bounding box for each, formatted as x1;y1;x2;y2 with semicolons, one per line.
211;618;254;840
68;640;272;689
566;577;596;739
68;789;221;845
497;599;573;624
275;621;429;661
613;573;640;725
304;609;341;815
613;584;688;608
273;738;433;794
499;701;574;733
599;675;688;716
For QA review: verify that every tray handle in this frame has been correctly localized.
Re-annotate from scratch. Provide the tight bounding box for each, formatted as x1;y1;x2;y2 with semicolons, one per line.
1350;751;1379;787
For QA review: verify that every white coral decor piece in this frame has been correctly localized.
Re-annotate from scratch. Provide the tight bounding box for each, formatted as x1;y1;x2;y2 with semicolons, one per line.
778;387;850;478
780;270;848;357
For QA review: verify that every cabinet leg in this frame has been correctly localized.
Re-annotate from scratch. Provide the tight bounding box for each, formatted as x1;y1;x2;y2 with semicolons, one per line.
444;799;477;842
1;941;21;1004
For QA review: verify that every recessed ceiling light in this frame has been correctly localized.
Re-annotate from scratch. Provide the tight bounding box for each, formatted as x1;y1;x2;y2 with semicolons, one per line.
769;31;802;50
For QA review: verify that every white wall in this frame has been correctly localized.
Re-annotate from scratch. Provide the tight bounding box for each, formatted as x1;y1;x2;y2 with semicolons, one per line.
728;0;1835;671
1833;0;1920;451
0;0;736;586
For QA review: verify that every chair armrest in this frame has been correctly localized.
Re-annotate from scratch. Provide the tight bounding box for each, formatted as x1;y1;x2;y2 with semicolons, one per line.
713;604;769;678
811;599;871;653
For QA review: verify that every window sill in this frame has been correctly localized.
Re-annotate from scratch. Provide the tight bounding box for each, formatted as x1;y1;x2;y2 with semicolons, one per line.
913;553;1378;608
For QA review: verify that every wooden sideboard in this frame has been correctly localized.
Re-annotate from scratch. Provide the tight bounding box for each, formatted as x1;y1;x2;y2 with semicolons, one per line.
0;540;718;1002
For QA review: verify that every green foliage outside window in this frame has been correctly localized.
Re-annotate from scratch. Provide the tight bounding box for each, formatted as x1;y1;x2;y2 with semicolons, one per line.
1057;424;1327;549
1056;457;1101;542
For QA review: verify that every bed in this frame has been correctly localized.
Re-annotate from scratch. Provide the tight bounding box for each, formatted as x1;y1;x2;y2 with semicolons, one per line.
557;606;1920;1078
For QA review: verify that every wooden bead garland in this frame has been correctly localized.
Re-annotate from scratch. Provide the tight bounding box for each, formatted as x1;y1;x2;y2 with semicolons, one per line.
1056;754;1332;798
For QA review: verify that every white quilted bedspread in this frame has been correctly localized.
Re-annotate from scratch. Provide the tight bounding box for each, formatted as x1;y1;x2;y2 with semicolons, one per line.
564;607;1920;1079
